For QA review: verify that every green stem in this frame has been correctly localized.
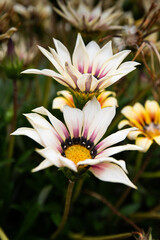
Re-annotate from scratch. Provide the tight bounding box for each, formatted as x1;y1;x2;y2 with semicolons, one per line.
0;227;9;240
72;178;85;202
69;232;133;240
50;180;75;239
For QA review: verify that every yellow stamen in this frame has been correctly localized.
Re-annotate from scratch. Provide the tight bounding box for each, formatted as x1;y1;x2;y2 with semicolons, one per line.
65;145;91;165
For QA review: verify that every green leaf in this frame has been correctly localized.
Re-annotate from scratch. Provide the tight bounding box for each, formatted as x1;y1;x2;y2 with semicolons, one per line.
15;203;42;240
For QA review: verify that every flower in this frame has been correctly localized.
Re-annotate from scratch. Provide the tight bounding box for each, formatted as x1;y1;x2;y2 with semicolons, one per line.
22;34;139;96
118;100;160;152
12;98;141;188
53;0;122;32
52;90;118;111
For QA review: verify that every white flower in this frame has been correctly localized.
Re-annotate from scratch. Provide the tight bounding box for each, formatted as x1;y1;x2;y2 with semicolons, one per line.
53;0;122;32
12;98;141;188
22;34;139;93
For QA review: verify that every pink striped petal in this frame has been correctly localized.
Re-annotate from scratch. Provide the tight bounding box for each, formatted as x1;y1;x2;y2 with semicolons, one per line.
24;113;61;151
88;106;116;144
33;106;70;141
73;33;89;73
63;105;83;139
82;97;101;138
90;162;136;188
77;74;98;92
96;127;136;152
96;144;142;158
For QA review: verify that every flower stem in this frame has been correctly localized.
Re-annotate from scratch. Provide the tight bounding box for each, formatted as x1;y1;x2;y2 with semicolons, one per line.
85;190;142;233
69;232;133;240
50;180;75;239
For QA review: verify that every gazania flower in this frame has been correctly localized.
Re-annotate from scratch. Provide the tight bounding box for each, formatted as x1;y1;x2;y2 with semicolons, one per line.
53;0;122;32
118;100;160;152
12;98;141;188
22;34;139;98
52;90;118;111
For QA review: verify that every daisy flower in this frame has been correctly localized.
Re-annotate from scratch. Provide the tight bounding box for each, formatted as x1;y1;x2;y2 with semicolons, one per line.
118;100;160;152
52;90;118;111
53;0;122;32
12;98;141;188
22;34;139;101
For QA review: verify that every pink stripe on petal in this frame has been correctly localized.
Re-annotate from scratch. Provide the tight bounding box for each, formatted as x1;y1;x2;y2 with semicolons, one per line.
89;129;97;142
73;127;79;138
83;127;88;139
88;65;92;73
94;68;101;78
78;64;84;73
98;68;110;79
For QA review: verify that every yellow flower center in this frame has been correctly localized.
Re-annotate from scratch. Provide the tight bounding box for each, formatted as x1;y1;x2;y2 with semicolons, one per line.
64;144;91;165
144;123;160;138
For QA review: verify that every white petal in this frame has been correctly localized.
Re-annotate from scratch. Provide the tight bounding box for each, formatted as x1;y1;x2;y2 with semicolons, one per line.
72;33;89;73
96;127;137;152
92;41;113;76
35;147;81;174
24;113;61;151
58;155;77;172
86;41;100;66
53;38;71;64
78;157;128;173
36;148;61;167
21;69;69;87
90;162;136;188
11;127;44;146
88;106;116;144
32;159;57;172
38;45;65;73
32;106;69;141
64;62;81;87
97;144;142;158
82;97;101;138
63;105;84;138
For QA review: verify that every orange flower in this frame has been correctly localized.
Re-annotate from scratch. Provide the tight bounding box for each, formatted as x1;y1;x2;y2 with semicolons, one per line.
118;100;160;152
52;90;118;110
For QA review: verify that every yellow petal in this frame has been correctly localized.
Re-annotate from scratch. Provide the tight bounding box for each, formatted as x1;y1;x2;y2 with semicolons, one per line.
133;102;150;125
128;130;142;140
153;136;160;145
145;100;160;124
135;137;153;152
100;97;118;108
118;120;130;129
